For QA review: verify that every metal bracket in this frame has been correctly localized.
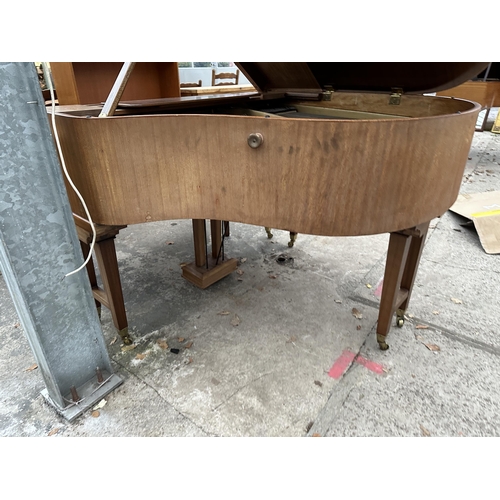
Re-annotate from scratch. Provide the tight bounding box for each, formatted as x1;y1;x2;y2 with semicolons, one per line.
389;87;403;105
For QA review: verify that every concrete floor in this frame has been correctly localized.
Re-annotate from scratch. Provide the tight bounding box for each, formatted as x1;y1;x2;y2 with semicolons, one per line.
1;111;499;437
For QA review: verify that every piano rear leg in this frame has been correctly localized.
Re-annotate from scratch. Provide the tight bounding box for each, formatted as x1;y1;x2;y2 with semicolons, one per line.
376;222;429;350
264;227;298;247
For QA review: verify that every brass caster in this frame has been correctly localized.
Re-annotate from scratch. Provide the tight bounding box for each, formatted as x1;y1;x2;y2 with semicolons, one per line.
288;232;298;247
265;227;273;239
396;308;405;327
377;334;389;350
378;341;389;351
119;327;133;345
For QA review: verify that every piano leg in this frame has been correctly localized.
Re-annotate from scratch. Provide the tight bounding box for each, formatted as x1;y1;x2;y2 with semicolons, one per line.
93;237;132;345
80;241;102;319
376;222;429;350
264;227;298;247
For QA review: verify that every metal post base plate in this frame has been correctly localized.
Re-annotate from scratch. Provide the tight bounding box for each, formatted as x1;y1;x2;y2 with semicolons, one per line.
41;373;123;422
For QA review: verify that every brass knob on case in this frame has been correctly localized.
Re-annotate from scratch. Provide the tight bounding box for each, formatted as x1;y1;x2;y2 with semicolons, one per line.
248;133;264;149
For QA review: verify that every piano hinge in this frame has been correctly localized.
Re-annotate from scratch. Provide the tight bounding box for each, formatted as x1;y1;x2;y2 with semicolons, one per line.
389;88;403;105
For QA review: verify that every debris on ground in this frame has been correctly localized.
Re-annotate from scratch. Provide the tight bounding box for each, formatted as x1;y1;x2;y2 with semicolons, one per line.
314;380;323;387
231;314;241;327
217;311;230;316
451;297;463;304
415;334;440;352
170;348;180;354
419;424;431;436
415;325;428;329
157;339;169;350
91;411;100;418
121;344;137;352
92;399;107;411
25;363;38;372
47;427;59;436
352;308;363;319
185;341;193;349
109;336;118;345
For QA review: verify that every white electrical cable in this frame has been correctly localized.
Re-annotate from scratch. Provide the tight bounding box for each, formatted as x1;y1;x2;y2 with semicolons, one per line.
41;62;97;278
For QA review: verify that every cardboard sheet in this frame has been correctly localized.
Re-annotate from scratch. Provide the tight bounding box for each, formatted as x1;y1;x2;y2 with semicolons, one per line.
449;191;500;254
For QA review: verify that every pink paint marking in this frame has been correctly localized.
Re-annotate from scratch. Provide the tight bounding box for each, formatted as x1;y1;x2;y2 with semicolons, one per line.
355;355;385;374
374;277;384;298
328;350;385;378
328;350;356;379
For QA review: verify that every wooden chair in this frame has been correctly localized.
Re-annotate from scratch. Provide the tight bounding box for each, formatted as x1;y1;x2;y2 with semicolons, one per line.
180;80;202;88
211;69;239;86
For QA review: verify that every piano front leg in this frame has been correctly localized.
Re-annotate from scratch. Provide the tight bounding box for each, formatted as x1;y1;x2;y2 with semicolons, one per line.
376;221;430;350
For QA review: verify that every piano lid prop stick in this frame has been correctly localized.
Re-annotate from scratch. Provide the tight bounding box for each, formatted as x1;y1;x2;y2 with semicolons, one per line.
99;62;136;118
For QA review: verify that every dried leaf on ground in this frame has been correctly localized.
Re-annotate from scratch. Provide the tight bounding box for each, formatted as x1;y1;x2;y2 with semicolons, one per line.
240;258;247;263
135;353;146;360
415;334;440;352
312;433;321;437
424;343;440;352
231;314;241;327
92;399;107;411
352;308;363;319
178;337;185;342
217;311;230;316
13;322;20;328
236;269;244;275
451;297;463;304
91;411;100;418
109;336;118;345
419;424;431;437
269;274;277;279
157;339;169;350
185;341;193;349
121;344;137;352
356;325;361;330
47;428;59;436
25;363;38;372
415;325;428;330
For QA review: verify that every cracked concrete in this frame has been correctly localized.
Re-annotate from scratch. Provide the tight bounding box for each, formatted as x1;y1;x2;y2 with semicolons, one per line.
1;110;500;437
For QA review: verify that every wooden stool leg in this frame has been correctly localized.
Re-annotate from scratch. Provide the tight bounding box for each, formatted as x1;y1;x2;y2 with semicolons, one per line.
80;241;102;318
376;232;412;350
93;237;131;344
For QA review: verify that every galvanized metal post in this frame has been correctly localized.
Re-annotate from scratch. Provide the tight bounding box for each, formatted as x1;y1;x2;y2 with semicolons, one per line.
0;62;122;421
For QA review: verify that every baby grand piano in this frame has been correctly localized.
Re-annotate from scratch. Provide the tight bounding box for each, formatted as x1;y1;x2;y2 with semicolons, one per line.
50;62;486;350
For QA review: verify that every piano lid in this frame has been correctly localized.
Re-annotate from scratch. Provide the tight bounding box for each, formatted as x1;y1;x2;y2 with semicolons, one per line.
236;62;490;94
